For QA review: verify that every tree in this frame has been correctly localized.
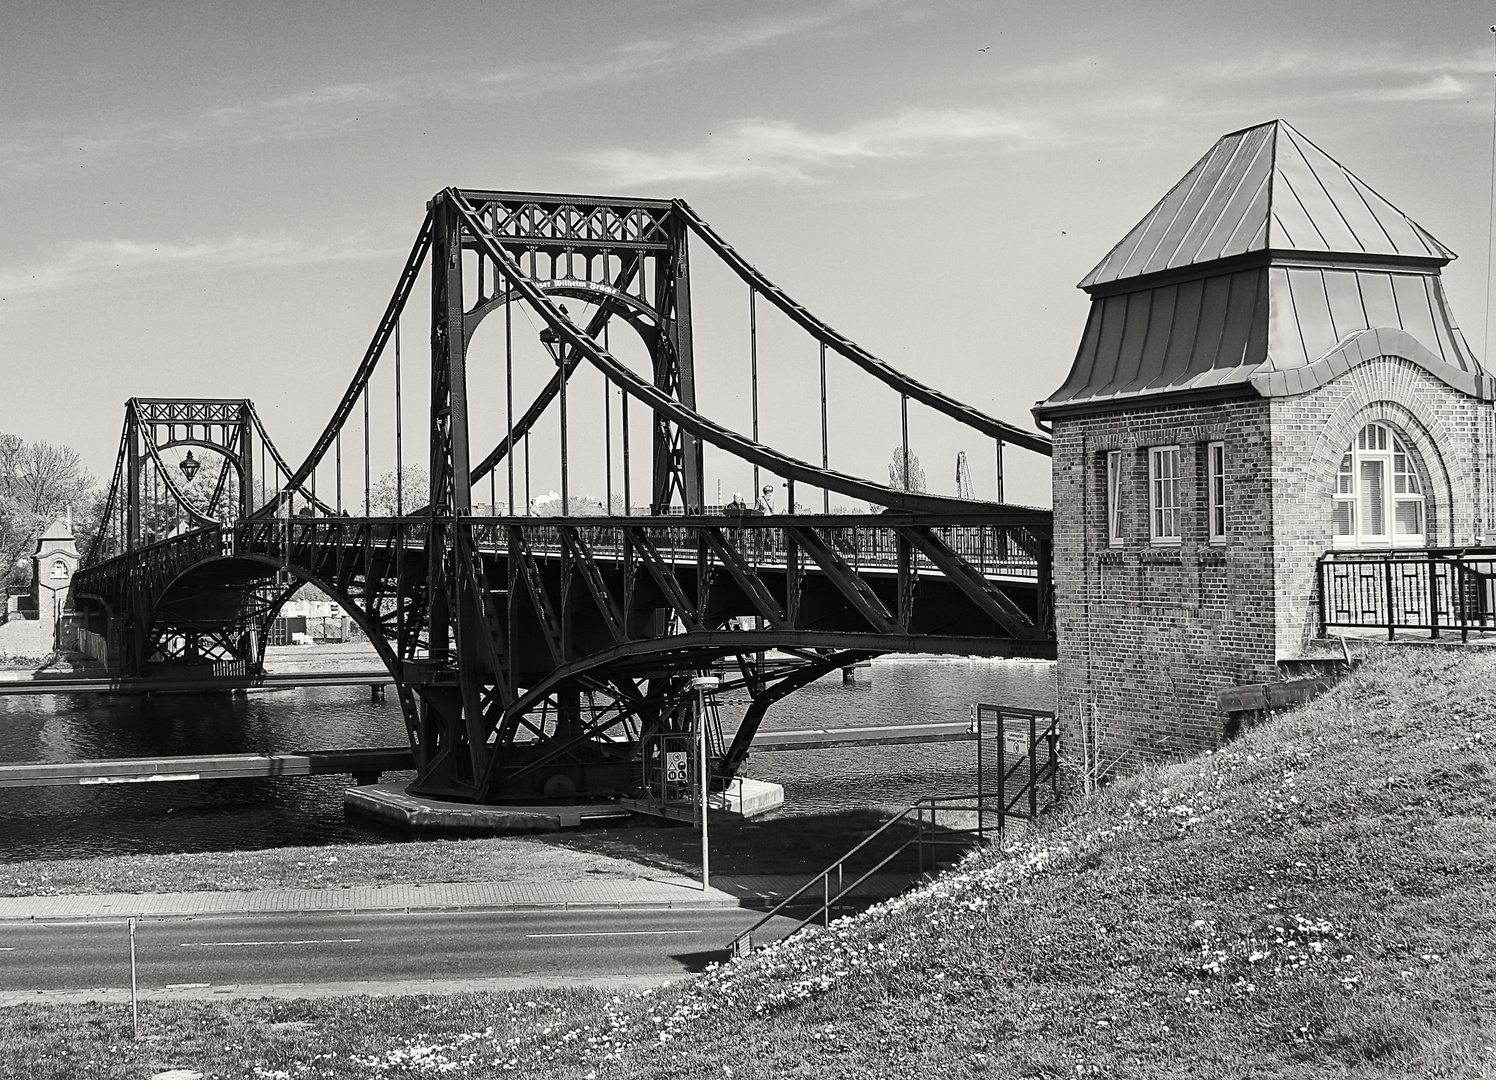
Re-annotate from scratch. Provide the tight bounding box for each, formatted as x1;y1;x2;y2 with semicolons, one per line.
0;435;99;589
529;491;609;516
367;468;430;516
174;453;238;525
888;446;926;493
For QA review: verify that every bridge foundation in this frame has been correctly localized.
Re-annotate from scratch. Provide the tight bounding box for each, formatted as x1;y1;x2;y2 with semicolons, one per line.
345;782;632;833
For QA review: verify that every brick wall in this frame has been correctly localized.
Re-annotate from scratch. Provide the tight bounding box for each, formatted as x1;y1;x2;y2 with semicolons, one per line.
1051;396;1278;774
1051;356;1495;777
1269;356;1495;652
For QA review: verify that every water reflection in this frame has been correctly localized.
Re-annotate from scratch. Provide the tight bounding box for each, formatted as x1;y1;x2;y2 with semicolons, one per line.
0;658;1054;862
735;657;1056;815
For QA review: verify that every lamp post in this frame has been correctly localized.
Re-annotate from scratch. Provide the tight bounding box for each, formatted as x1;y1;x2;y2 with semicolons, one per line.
690;674;720;891
539;306;570;517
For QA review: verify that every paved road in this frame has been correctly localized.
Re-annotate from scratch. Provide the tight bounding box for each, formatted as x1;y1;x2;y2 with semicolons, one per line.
0;907;798;995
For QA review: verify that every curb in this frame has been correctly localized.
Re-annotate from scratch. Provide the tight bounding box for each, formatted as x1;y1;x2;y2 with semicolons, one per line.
0;895;753;923
0;889;901;923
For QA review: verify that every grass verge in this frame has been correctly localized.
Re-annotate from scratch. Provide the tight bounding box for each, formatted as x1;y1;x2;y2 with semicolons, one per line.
4;645;1494;1078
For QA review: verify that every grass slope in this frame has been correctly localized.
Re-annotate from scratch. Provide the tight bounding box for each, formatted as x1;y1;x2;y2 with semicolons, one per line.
5;646;1494;1078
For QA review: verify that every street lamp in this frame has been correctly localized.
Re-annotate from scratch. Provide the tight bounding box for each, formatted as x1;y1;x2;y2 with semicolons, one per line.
539;306;570;517
179;451;200;482
690;674;720;892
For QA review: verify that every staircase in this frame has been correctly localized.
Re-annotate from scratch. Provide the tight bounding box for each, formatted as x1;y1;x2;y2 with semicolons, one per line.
729;711;1061;957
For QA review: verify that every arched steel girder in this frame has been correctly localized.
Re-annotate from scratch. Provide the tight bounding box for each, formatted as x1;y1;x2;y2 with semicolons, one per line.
459;278;663;497
172;553;404;670
148;438;243;520
497;627;1052;720
446;190;1013;516
463;280;663;348
476;626;1049;796
141;550;423;750
131;404;239;530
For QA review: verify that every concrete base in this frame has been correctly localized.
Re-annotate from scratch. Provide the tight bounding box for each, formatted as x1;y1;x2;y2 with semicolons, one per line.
618;778;785;823
345;783;631;834
720;777;784;817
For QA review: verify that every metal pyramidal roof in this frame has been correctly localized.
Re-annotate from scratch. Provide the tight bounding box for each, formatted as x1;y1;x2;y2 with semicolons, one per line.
1034;121;1491;418
1079;120;1454;290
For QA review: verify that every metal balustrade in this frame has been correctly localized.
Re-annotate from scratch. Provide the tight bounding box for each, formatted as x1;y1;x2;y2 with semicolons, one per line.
1319;547;1496;640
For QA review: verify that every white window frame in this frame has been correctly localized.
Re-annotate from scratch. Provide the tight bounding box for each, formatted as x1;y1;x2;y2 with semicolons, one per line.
1105;450;1124;547
1330;422;1426;549
1207;441;1226;544
1149;445;1182;544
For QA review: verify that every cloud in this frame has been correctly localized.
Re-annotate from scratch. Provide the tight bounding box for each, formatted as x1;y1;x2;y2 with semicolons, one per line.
0;232;388;302
183;82;395;145
1;82;392;180
584;108;1048;186
1358;73;1476;103
472;1;886;102
3;2;889;179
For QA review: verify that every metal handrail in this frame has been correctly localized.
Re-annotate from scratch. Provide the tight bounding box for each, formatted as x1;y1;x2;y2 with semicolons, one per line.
728;776;1057;959
1318;545;1496;642
728;794;942;958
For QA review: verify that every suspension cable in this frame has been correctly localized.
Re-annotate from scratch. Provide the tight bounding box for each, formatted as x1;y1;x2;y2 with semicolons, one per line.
820;340;828;514
750;287;760;507
605;321;612;515
363;382;371;518
506;278;515;516
395;319;403;517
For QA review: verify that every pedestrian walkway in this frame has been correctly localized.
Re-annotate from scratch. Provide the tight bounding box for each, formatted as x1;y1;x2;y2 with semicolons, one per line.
0;872;913;922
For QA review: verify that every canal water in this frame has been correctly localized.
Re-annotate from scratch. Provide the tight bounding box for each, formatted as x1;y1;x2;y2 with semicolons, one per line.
0;657;1055;863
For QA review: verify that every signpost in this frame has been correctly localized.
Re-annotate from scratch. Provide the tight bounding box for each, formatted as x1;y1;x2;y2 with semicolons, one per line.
690;675;720;891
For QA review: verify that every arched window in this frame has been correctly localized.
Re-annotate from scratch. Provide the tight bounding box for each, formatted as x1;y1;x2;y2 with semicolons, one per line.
1331;423;1425;547
49;560;68;579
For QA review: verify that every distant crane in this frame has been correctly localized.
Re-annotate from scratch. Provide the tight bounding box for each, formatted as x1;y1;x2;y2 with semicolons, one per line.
955;450;975;501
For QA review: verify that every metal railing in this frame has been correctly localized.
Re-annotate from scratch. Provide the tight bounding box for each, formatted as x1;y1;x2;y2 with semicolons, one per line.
729;709;1059;958
1319;547;1496;641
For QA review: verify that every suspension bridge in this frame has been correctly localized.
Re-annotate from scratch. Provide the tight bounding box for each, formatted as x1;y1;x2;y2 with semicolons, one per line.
70;189;1054;806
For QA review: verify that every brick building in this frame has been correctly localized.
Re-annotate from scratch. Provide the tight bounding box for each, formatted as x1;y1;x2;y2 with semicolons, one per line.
1033;120;1495;772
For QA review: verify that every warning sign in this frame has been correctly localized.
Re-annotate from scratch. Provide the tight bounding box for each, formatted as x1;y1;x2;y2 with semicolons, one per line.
664;751;690;784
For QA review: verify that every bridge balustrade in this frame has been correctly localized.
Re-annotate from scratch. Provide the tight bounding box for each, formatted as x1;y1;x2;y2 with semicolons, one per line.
221;514;1041;582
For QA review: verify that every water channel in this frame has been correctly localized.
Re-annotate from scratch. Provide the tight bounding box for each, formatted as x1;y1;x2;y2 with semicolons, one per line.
0;656;1055;863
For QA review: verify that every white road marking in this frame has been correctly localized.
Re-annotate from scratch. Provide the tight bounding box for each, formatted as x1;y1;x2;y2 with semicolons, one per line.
525;930;704;939
165;982;212;989
0;947;14;952
179;939;362;948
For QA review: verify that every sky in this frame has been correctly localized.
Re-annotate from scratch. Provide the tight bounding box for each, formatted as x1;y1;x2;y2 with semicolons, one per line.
2;0;1494;511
